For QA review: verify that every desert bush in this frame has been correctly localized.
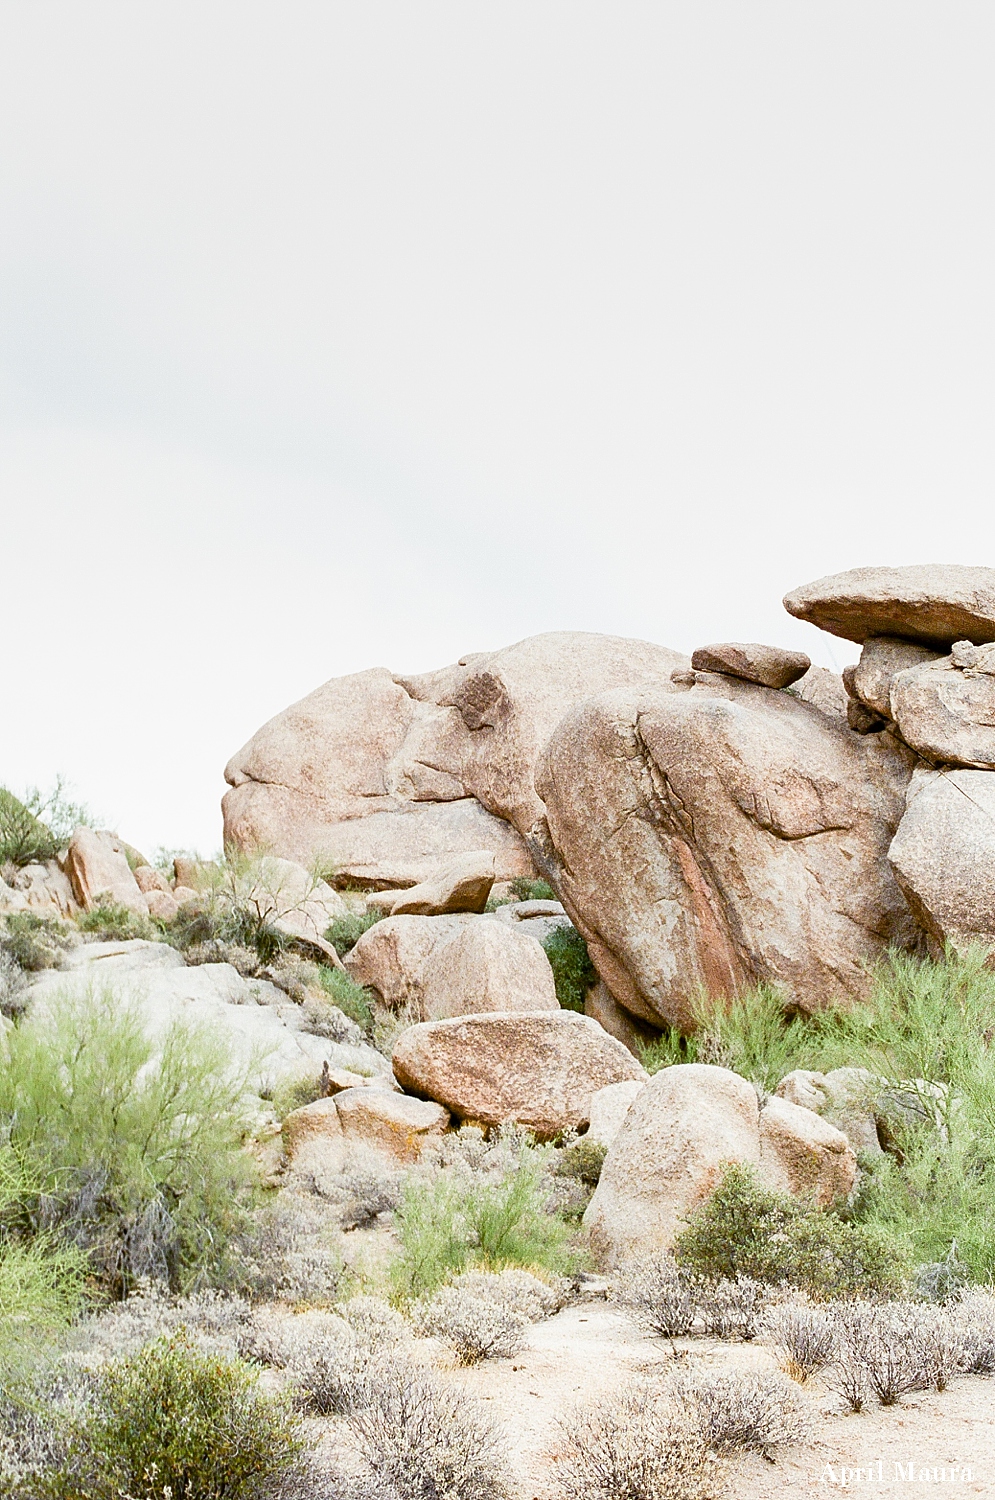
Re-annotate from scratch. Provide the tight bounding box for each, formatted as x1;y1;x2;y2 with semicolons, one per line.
695;1276;766;1340
450;1267;563;1322
541;926;597;1013
761;1302;835;1382
0;1148;89;1375
415;1285;528;1364
638;1027;700;1073
74;1284;254;1366
277;1313;377;1415
236;1191;344;1304
0;912;76;972
0;952;29;1019
829;1301;924;1406
0;987;258;1294
0;789;60;869
617;1255;698;1339
950;1288;995;1374
669;1369;811;1458
334;1163;405;1231
692;983;814;1093
674;1164;905;1297
350;1370;509;1500
58;1331;302;1500
325;910;382;957
338;1295;407;1350
552;1136;606;1186
315;967;375;1034
554;1384;721;1500
76;899;158;943
184;939;262;975
510;877;555;902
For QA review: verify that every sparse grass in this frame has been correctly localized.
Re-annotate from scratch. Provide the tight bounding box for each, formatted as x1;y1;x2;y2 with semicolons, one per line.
541;926;597;1013
317;966;375;1033
325;910;382;957
76;899;159;943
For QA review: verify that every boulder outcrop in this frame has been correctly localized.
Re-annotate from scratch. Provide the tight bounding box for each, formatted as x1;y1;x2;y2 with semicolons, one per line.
889;657;995;769
690;642;811;690
369;851;495;916
888;766;995;954
334;1088;449;1161
416;919;558;1021
783;564;995;648
391;1011;647;1138
64;828;148;915
851;636;940;720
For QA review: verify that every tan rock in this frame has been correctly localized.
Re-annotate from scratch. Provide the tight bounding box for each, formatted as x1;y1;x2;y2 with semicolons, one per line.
852;636;941;719
144;888;180;923
783;564;995;648
584;980;660;1059
418;920;558;1021
690;642;810;690
787;665;849;724
134;865;170;894
64;827;148;914
282;1096;344;1162
890;658;995;768
584;1064;762;1266
586;1079;646;1149
888;766;995;954
757;1094;857;1205
173;857;209;890
334;1088;449;1162
775;1067;883;1157
2;861;78;918
535;675;916;1029
345;915;470;1011
371;850;496;917
391;1011;647;1138
172;885;200;907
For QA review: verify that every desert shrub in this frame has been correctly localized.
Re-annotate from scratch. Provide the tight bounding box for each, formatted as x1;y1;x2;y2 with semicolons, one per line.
325;911;381;957
450;1267;563;1321
0;952;29;1019
184;939;261;975
638;1027;700;1074
0;987;258;1293
338;1296;407;1350
0;1148;89;1375
59;1332;302;1500
76;1284;254;1367
277;1313;376;1415
553;1136;606;1186
690;984;816;1092
541;926;597;1013
670;1369;811;1458
829;1300;971;1406
76;899;158;943
510;877;556;902
316;966;374;1033
270;1072;324;1120
554;1385;721;1500
350;1371;508;1500
415;1285;528;1364
617;1254;698;1338
761;1302;835;1382
0;789;60;869
335;1162;405;1231
695;1275;766;1340
951;1288;995;1374
0;912;76;972
674;1164;905;1297
236;1191;344;1304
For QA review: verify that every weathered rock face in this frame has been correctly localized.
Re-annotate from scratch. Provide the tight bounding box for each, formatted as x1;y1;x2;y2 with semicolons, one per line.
345;914;468;1012
224;633;685;888
64;828;148;915
690;642;811;690
334;1088;449;1161
391;1011;647;1138
776;1067;883;1157
584;980;661;1058
852;637;941;719
586;1079;646;1149
0;861;78;918
535;675;916;1029
889;658;995;769
416;920;558;1021
584;1063;856;1266
783;564;995;648
888;766;995;954
370;851;495;916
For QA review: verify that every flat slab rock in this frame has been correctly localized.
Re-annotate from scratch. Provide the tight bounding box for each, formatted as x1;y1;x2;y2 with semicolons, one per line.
391;1010;647;1138
783;564;995;648
690;642;810;690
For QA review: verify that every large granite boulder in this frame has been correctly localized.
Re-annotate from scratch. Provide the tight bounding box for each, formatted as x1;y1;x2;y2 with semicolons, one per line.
584;1063;856;1267
889;657;995;769
391;1011;647;1138
783;564;995;648
345;915;467;1011
64;828;148;915
415;919;558;1021
370;851;495;916
851;636;941;719
534;673;916;1029
888;766;995;954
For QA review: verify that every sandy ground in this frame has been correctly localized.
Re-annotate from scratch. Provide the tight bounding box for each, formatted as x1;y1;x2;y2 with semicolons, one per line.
440;1299;995;1499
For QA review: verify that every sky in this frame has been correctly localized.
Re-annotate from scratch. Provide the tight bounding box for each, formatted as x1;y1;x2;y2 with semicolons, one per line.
2;3;994;855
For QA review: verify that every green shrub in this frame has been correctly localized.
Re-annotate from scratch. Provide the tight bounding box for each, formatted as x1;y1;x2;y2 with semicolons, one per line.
0;1149;88;1376
0;987;259;1293
269;1073;323;1121
639;1028;700;1074
390;1151;579;1302
61;1332;302;1500
542;926;597;1012
76;899;159;943
510;877;556;901
0;789;59;869
324;909;381;956
553;1136;607;1186
673;1164;905;1298
0;912;76;972
318;965;374;1033
691;983;815;1092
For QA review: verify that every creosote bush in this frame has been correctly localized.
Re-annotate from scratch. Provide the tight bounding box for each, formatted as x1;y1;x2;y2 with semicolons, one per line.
674;1164;904;1298
669;1369;811;1458
760;1302;835;1382
552;1135;607;1186
617;1255;765;1342
415;1284;528;1364
541;926;597;1013
350;1371;509;1500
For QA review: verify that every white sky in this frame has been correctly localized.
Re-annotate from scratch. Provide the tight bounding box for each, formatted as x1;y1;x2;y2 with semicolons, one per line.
2;3;994;855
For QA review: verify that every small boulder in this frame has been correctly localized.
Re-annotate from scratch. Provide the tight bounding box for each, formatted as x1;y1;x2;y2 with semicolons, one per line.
135;866;171;894
391;1011;647;1139
172;885;200;907
690;643;811;690
282;1096;343;1162
334;1089;449;1162
758;1094;857;1205
586;1079;646;1149
783;564;995;648
890;658;995;769
64;828;148;915
144;888;180;923
776;1067;883;1157
888;766;995;954
418;920;558;1021
851;636;941;719
345;914;471;1010
370;851;496;917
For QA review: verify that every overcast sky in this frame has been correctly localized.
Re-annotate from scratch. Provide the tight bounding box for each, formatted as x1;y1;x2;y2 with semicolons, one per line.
2;3;994;855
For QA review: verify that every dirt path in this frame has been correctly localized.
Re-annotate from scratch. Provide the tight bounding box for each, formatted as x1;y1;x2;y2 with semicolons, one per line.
447;1300;995;1499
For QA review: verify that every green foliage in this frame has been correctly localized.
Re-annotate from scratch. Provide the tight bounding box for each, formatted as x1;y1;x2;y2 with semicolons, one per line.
542;925;597;1012
510;877;556;901
0;1149;88;1375
21;777;95;848
318;964;374;1032
553;1136;607;1186
638;1027;700;1074
324;909;381;956
269;1073;323;1121
76;899;159;943
0;789;59;869
59;1333;302;1500
390;1151;579;1302
0;912;76;972
692;984;815;1092
673;1164;906;1298
0;987;259;1293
